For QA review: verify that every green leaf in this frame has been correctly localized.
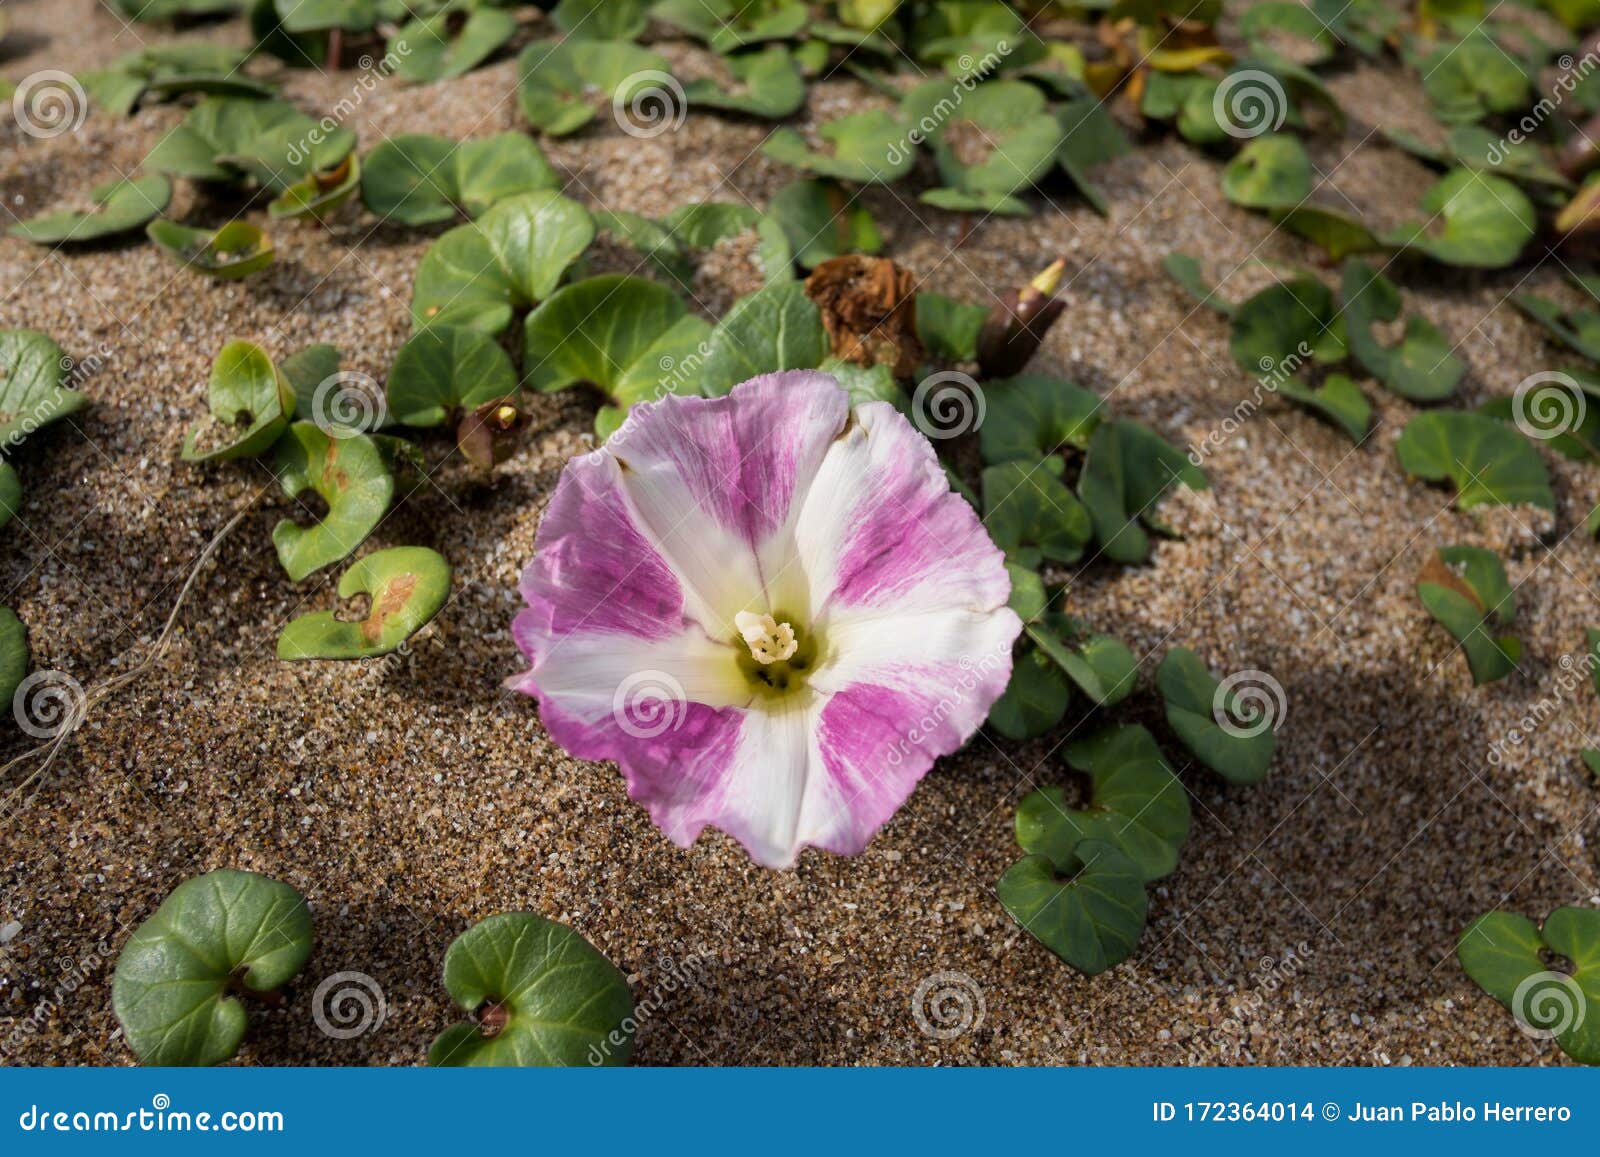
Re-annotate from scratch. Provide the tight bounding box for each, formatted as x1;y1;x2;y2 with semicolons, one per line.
763;109;914;183
1229;278;1345;374
1340;259;1463;401
181;340;293;463
907;78;1059;199
654;0;808;53
412;191;594;334
278;546;451;660
516;38;669;136
271;423;395;581
144;96;355;191
1240;1;1335;64
987;646;1070;740
7;175;172;245
82;44;270;116
1055;96;1129;216
0;463;20;533
1417;545;1520;685
1382;169;1535;269
1510;293;1600;363
361;133;559;227
1029;619;1137;707
662;201;762;248
1157;648;1278;785
0;330;89;448
278;343;341;422
765;179;882;270
552;0;651;40
427;912;634;1067
816;357;903;409
1420;34;1530;124
1458;908;1600;1065
276;0;375;33
1583;748;1600;780
1018;724;1190;881
699;281;829;396
1078;420;1208;564
685;45;805;119
1163;253;1234;316
0;606;29;714
997;843;1148;975
1395;410;1554;511
919;188;1033;216
979;374;1104;465
983;459;1092;566
388;326;518;428
1278;373;1372;442
1274;203;1382;260
110;870;312;1067
916;292;989;361
268;153;361;221
392;7;516;84
147;219;274;280
1221;134;1310;209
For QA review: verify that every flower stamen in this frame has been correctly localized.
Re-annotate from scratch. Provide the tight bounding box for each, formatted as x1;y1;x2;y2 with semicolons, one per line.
734;611;799;665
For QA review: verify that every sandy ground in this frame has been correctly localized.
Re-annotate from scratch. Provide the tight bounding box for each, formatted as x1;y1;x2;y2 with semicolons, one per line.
0;0;1597;1067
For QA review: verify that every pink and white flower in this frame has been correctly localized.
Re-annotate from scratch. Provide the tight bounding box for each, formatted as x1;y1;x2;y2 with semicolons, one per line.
510;371;1020;868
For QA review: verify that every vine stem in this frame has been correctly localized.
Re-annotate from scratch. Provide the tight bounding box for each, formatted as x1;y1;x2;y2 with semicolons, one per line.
0;501;255;815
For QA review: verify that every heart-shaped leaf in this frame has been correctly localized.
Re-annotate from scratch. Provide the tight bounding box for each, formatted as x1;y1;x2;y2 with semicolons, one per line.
1417;545;1520;685
268;153;361;221
765;179;882;271
1221;134;1311;209
8;174;172;245
181;340;294;462
663;201;762;248
988;645;1071;740
1340;259;1463;401
1382;169;1535;269
516;38;670;136
0;330;89;447
278;342;341;421
1229;278;1346;373
1157;647;1278;785
278;546;451;660
0;606;29;713
916;292;989;361
1395;410;1554;511
982;459;1092;566
763;109;915;183
1078;420;1207;564
392;7;516;84
148;219;275;280
271;423;395;581
110;869;312;1067
979;374;1104;465
1419;33;1530;124
144;96;355;191
997;842;1148;975
1458;907;1600;1065
1278;373;1372;442
428;912;634;1067
362;133;560;227
699;281;830;396
685;44;805;118
552;0;651;40
412;191;594;334
907;78;1060;202
1017;724;1190;881
388;326;518;428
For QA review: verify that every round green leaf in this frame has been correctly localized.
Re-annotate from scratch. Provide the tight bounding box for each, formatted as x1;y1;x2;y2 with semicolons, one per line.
987;645;1070;740
148;219;275;280
1382;169;1535;269
685;45;805;119
979;374;1105;465
392;7;516;84
1221;134;1310;209
1395;410;1554;512
277;546;451;660
361;133;559;227
181;340;293;462
1156;647;1277;785
428;913;634;1067
1229;277;1346;373
411;191;594;334
516;38;669;136
144;96;355;191
8;174;172;245
763;109;915;183
916;292;989;361
110;869;312;1067
1339;259;1462;401
1459;908;1600;1065
552;0;651;40
765;179;882;271
699;281;830;396
997;843;1148;975
0;606;29;714
388;326;518;428
908;78;1060;197
271;422;395;581
982;459;1091;567
522;274;691;395
0;329;89;448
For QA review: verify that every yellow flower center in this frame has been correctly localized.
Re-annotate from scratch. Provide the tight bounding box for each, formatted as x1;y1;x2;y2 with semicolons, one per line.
731;609;821;701
734;611;798;664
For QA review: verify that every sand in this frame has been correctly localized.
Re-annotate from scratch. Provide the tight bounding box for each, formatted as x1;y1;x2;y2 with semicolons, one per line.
0;0;1596;1067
